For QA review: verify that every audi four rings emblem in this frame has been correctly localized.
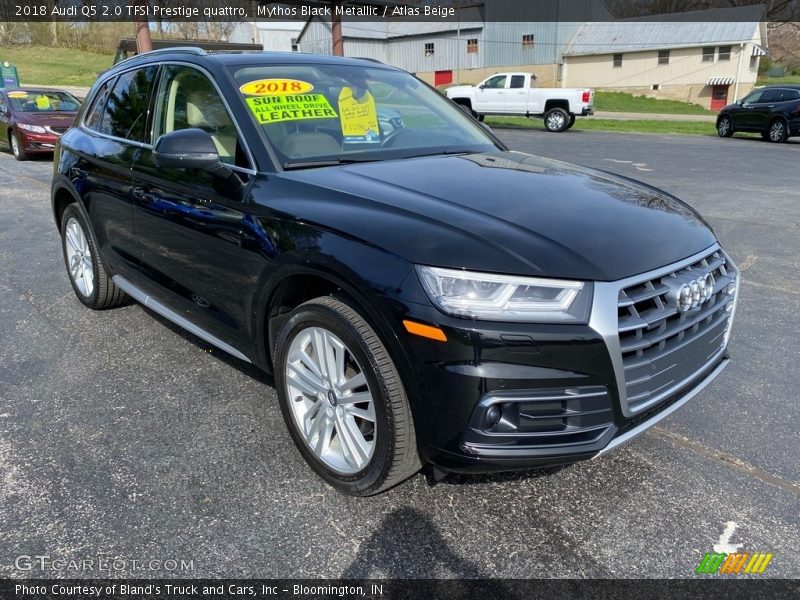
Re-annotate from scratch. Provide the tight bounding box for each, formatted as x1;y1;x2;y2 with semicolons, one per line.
663;272;715;312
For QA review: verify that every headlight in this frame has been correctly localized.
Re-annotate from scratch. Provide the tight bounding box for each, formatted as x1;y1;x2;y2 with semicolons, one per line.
416;265;592;323
18;124;47;134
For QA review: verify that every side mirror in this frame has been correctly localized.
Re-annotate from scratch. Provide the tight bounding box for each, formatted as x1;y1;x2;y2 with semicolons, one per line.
479;84;486;89
153;128;224;172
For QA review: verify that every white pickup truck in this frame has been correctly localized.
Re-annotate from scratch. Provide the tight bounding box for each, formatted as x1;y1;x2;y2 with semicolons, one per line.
445;72;594;132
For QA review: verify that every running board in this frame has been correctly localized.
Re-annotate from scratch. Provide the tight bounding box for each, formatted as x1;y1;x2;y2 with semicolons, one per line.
112;275;251;364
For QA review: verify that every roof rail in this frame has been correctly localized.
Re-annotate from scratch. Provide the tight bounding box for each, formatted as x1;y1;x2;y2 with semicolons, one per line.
114;46;207;68
353;57;384;64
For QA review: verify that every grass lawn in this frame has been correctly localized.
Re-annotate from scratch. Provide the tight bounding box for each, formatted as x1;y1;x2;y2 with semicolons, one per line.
0;45;112;87
486;116;717;136
594;91;714;115
756;75;800;86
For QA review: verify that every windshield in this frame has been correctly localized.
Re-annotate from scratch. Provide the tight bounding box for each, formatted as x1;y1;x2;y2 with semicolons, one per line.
229;63;497;167
8;90;80;113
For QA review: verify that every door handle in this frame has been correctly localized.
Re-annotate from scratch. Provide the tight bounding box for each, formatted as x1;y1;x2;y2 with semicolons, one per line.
131;186;151;203
70;167;87;180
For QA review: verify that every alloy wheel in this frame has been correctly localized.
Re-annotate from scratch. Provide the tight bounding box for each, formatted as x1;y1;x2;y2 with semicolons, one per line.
718;118;730;136
547;112;565;130
284;326;376;474
64;217;94;297
769;121;786;142
10;134;20;158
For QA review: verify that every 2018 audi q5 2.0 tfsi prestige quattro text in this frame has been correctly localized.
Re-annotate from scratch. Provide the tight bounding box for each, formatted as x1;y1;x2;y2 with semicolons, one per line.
51;49;739;495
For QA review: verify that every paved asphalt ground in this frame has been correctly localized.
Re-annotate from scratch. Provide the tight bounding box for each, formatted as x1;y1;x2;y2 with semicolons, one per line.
0;130;798;580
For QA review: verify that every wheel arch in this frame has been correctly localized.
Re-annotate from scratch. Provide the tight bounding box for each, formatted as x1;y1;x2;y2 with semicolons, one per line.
51;183;80;231
544;99;570;113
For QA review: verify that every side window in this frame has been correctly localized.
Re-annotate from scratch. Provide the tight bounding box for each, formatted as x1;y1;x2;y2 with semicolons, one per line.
509;75;526;89
84;80;112;131
484;75;507;89
780;89;800;101
153;65;249;168
98;66;157;142
742;90;763;105
759;89;782;104
0;94;7;113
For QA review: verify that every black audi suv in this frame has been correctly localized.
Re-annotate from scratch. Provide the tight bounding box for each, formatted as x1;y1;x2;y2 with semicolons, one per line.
51;49;739;495
716;84;800;142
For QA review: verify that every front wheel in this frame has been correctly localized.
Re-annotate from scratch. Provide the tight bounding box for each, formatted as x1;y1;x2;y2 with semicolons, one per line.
767;119;788;143
10;131;28;161
717;116;734;138
274;296;420;496
543;107;569;132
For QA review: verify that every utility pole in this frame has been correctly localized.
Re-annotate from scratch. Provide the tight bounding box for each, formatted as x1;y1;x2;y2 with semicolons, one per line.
331;1;343;56
134;0;153;53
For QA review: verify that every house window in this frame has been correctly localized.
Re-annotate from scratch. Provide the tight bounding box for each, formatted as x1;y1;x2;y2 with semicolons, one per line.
750;55;758;70
522;34;534;48
467;38;478;54
718;45;732;61
424;42;434;57
613;53;623;68
702;47;715;62
651;84;660;90
658;50;670;65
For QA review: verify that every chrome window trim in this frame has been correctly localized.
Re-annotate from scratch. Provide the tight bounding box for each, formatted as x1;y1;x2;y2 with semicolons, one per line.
589;243;737;418
81;60;257;176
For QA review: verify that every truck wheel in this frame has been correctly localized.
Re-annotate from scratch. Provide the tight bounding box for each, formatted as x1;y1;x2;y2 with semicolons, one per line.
477;114;485;122
274;296;421;496
544;108;569;132
565;114;576;130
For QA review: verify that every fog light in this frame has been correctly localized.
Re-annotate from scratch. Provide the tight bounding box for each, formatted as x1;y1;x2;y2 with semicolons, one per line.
486;405;501;427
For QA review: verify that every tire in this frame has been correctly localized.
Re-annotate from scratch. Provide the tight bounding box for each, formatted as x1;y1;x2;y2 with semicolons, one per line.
717;116;734;138
456;102;480;120
477;114;485;122
544;107;569;132
10;131;28;161
60;203;128;309
767;118;788;143
565;114;576;130
274;296;420;496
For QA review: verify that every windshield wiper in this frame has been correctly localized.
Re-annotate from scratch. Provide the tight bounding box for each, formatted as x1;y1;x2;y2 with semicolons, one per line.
400;149;476;160
283;157;381;170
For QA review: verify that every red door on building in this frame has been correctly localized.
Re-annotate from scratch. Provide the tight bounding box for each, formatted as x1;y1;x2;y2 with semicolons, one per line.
711;85;729;111
434;70;453;86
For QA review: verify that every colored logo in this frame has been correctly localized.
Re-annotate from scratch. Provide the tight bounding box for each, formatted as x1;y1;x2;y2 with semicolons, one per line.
696;552;773;575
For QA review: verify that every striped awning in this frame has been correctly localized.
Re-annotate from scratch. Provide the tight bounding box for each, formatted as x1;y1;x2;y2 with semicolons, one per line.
751;44;768;57
708;77;734;86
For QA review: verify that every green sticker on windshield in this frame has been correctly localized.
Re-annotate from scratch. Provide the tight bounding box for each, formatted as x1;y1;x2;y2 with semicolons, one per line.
246;94;337;124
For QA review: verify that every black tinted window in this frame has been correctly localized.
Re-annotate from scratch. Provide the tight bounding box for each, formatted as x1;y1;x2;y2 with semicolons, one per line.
509;75;526;89
780;89;800;101
742;90;764;104
98;66;157;142
759;89;782;103
85;81;112;130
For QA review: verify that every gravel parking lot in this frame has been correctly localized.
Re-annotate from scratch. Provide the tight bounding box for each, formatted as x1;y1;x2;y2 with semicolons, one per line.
0;130;798;579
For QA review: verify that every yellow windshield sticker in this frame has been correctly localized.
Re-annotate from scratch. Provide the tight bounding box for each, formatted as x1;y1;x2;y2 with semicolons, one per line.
7;91;27;99
35;95;51;109
240;79;314;96
338;86;380;144
246;94;337;124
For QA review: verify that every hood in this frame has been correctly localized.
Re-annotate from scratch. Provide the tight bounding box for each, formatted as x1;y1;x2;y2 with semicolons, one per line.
13;111;76;127
445;85;475;97
276;151;716;281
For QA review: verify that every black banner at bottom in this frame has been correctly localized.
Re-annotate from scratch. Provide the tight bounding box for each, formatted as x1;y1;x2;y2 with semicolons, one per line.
2;579;798;600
